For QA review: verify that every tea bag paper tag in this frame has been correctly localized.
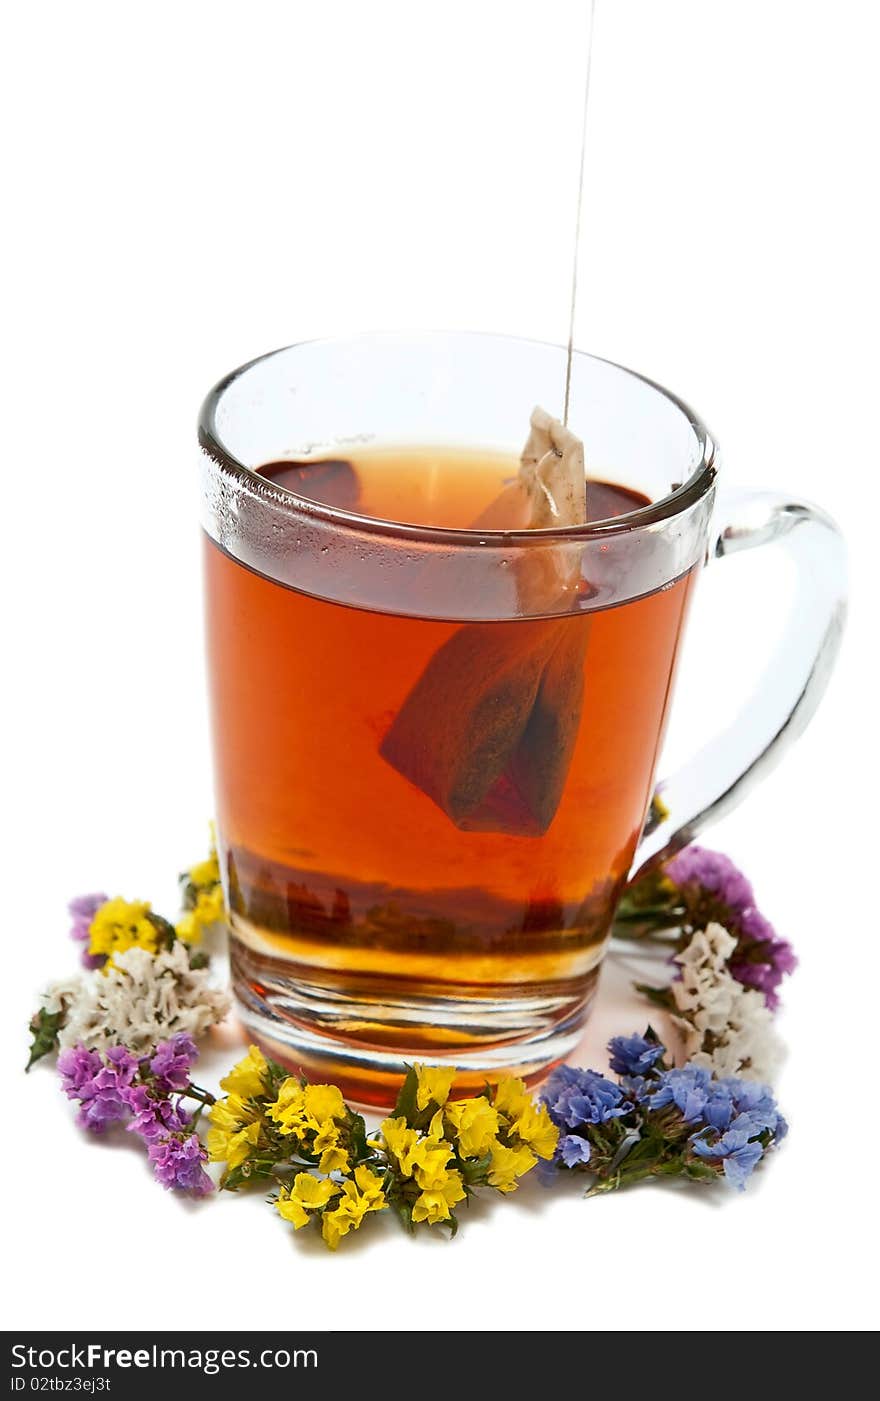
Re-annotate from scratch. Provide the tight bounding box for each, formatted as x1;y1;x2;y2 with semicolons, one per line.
471;407;587;611
520;406;587;532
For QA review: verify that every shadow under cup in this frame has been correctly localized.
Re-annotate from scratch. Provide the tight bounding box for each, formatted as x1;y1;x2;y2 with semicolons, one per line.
198;333;717;1106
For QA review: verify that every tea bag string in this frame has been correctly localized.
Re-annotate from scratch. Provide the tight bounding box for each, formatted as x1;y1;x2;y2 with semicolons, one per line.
563;0;597;427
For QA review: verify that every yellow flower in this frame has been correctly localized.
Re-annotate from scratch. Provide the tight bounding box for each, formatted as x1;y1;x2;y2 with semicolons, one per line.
174;911;201;944
219;1044;269;1099
319;1145;350;1174
87;897;160;967
379;1116;422;1176
206;1119;261;1169
272;1077;305;1109
510;1102;559;1161
444;1097;501;1159
303;1083;346;1125
207;1089;262;1167
176;887;225;944
199;885;225;921
276;1173;340;1229
209;1092;256;1134
414;1064;456;1111
266;1080;309;1137
321;1201;359;1250
411;1170;466;1224
379;1114;446;1178
312;1122;350;1174
412;1144;455;1192
492;1075;532;1121
320;1166;387;1250
350;1164;387;1209
487;1141;537;1193
312;1120;339;1153
188;853;221;889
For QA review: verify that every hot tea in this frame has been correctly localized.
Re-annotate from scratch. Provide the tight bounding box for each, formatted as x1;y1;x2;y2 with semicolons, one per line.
204;443;697;1103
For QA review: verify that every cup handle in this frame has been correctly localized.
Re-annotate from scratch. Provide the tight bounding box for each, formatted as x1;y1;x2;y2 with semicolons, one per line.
631;489;847;879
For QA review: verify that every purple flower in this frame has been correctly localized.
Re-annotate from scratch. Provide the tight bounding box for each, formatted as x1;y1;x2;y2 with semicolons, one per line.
57;1044;103;1096
541;1064;632;1132
691;1127;765;1191
665;847;754;912
68;893;108;969
559;1134;592;1167
148;1134;213;1196
729;908;798;1011
607;1033;664;1079
68;893;107;939
663;845;796;1009
58;1043;139;1132
125;1085;191;1141
149;1033;199;1091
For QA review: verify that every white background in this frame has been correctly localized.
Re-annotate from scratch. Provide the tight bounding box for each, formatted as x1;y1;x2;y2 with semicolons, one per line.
3;0;878;1333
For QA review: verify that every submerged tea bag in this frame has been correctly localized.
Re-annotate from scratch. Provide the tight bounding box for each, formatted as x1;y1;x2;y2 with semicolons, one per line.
380;408;590;835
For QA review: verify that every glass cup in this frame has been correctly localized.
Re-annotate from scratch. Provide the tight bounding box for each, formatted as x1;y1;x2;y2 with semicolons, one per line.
198;332;845;1105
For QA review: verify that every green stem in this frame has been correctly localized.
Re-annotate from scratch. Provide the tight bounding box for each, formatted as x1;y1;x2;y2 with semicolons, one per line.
181;1082;216;1107
587;1158;683;1197
613;906;682;924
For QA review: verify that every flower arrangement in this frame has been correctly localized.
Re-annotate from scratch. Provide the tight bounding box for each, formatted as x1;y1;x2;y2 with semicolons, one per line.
26;836;793;1251
542;1030;785;1192
58;1034;215;1195
210;1050;558;1247
615;844;796;1008
27;852;230;1067
613;845;796;1079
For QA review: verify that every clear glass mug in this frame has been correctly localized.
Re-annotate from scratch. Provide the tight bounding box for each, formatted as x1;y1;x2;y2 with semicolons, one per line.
198;332;845;1106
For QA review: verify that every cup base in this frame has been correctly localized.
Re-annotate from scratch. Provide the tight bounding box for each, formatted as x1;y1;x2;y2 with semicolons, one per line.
231;940;597;1108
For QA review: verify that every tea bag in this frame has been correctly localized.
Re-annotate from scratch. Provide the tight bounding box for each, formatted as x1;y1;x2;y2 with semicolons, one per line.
380;408;590;835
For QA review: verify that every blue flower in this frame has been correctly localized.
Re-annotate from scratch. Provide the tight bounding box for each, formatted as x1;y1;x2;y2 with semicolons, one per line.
542;1064;632;1130
702;1087;738;1131
647;1065;715;1123
607;1033;664;1078
559;1134;592;1168
692;1127;765;1191
715;1078;783;1137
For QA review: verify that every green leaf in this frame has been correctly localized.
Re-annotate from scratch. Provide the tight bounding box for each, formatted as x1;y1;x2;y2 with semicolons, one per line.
26;1007;65;1071
633;982;676;1011
684;1160;720;1182
146;910;177;950
392;1065;420;1124
348;1110;369;1163
459;1151;492;1185
395;1200;415;1235
222;1156;280;1192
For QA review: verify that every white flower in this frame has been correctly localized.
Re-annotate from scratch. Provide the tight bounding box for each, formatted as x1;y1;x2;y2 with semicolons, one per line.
668;922;783;1082
41;976;85;1018
56;943;231;1053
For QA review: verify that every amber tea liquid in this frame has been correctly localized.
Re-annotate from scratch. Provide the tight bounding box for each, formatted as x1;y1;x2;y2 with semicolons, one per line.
204;446;696;1104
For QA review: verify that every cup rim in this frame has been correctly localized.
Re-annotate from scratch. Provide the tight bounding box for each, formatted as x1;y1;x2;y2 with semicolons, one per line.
198;331;718;546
